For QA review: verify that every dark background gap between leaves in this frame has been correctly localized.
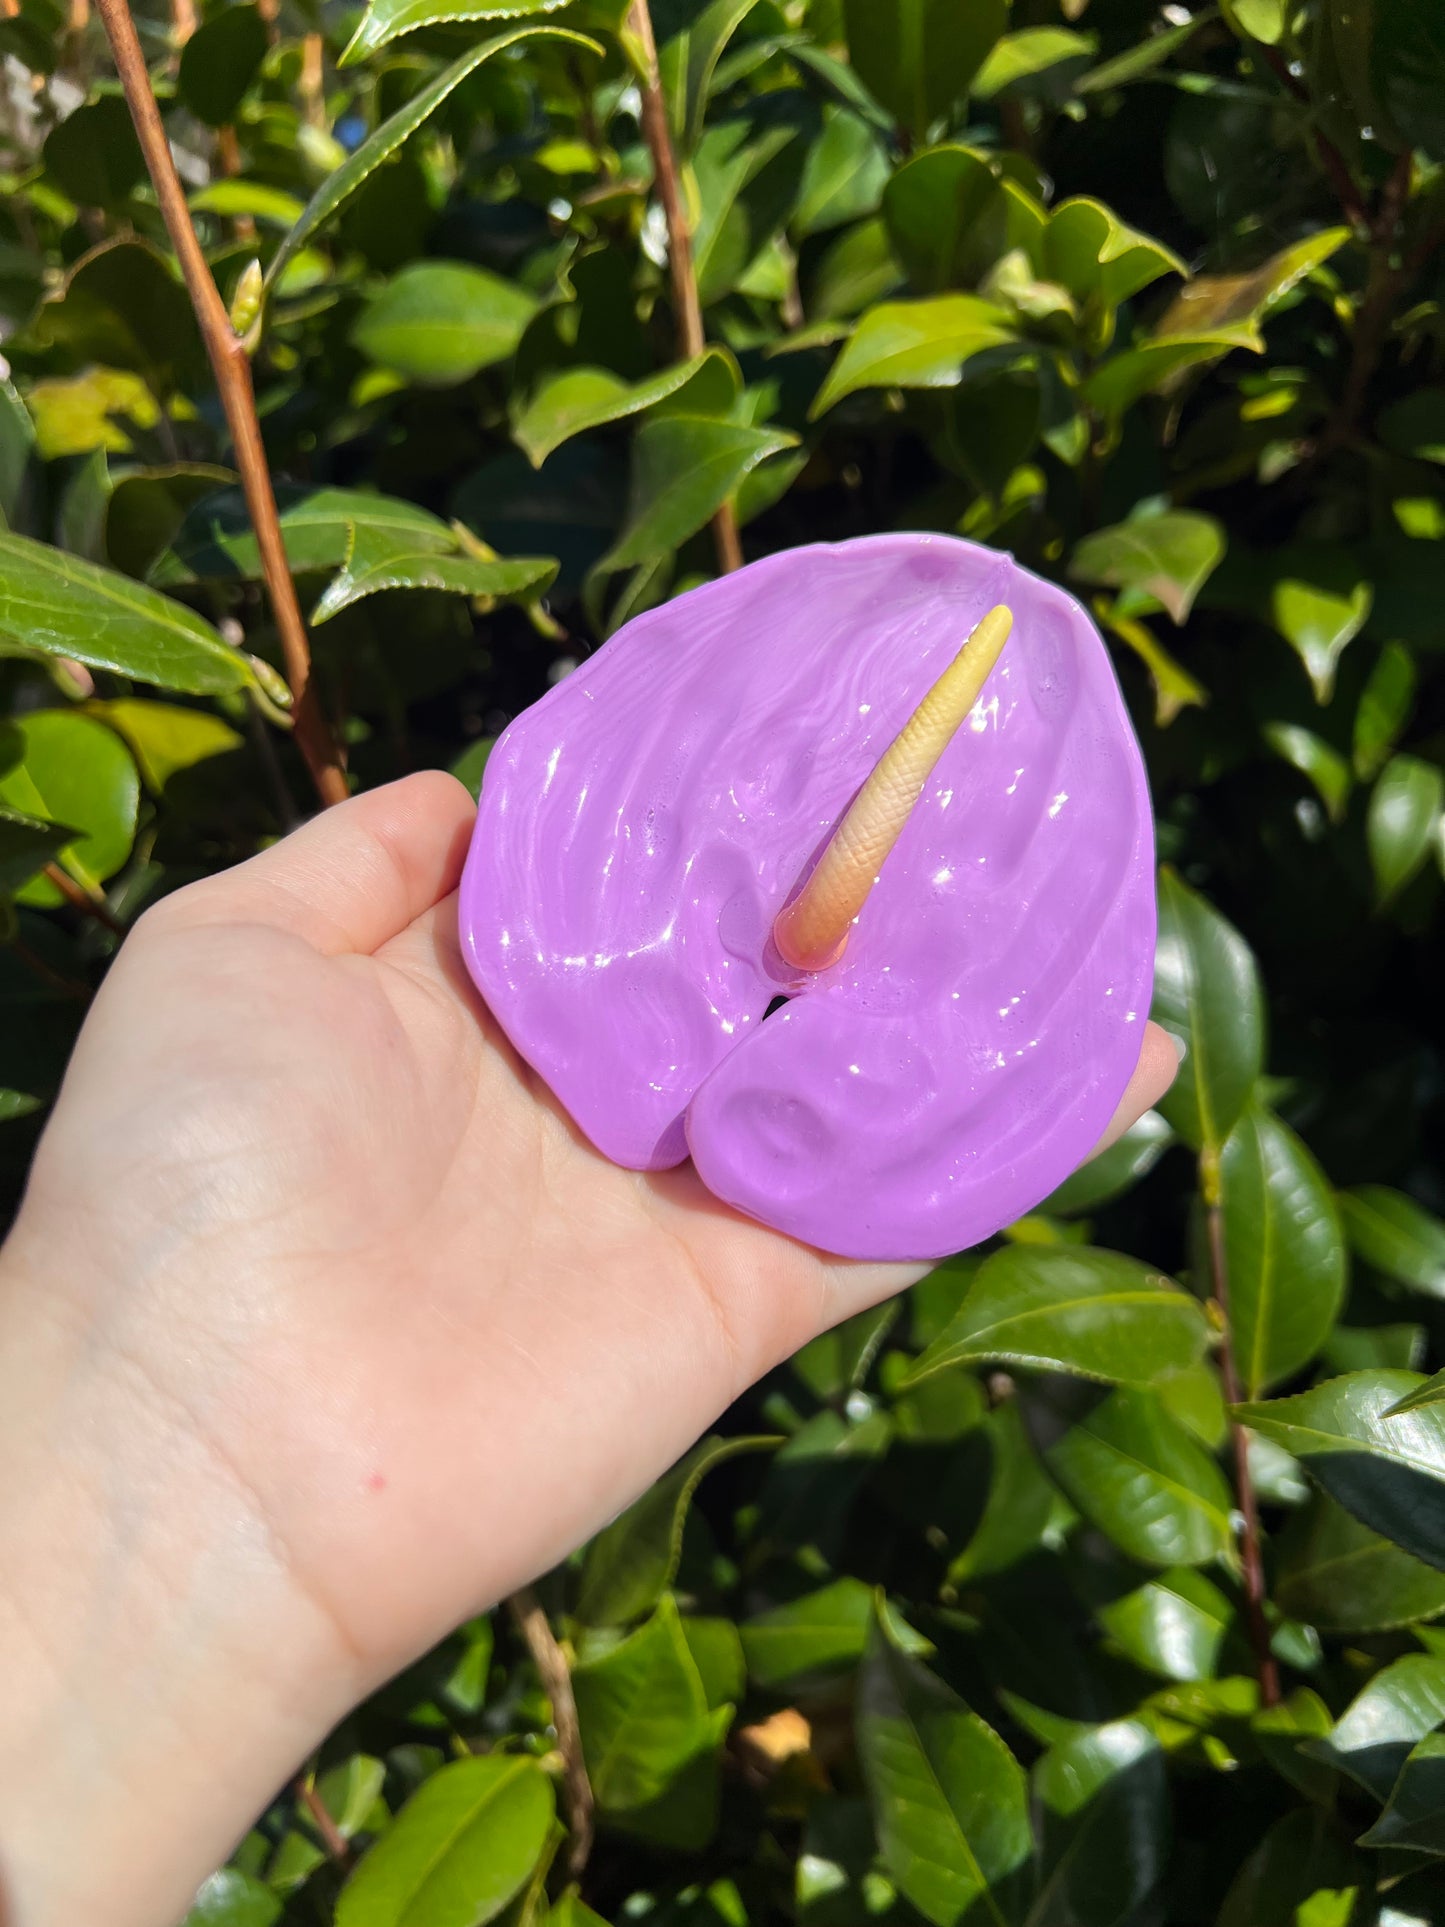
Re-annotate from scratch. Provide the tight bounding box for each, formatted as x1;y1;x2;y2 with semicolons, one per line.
3;0;1445;1921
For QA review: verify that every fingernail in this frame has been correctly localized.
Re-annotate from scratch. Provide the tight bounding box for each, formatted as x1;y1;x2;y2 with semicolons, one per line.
1169;1031;1188;1063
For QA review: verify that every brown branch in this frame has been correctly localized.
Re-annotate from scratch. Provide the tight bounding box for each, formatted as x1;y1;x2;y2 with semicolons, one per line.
169;0;195;45
42;863;124;935
300;32;326;132
627;0;742;576
94;0;348;809
1260;45;1369;234
1319;150;1414;457
1204;1159;1280;1709
295;1775;349;1864
509;1587;594;1882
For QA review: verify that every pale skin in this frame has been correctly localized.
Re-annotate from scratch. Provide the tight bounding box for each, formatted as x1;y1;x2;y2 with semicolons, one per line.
0;772;1179;1927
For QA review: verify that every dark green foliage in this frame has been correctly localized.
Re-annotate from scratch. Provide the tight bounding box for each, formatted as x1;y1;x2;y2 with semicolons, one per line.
3;0;1445;1921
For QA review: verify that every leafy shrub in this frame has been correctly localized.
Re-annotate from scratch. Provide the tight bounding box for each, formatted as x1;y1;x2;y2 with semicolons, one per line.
3;0;1445;1920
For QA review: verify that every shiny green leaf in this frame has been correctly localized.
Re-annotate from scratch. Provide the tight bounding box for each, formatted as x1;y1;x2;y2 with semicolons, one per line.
153;486;455;584
0;710;138;906
972;28;1095;100
843;0;1008;135
1360;1731;1445;1853
343;0;566;65
1308;1653;1445;1800
1070;510;1224;624
1276;1493;1445;1633
598;416;796;572
265;27;600;294
810;294;1016;417
512;351;737;469
1151;868;1264;1153
908;1244;1210;1390
353;262;539;387
178;5;268;126
882;146;1041;294
1263;723;1353;824
740;1579;873;1687
857;1604;1032;1927
1042;198;1185;309
311;529;555;624
0;531;255;694
577;1434;776;1627
1270;569;1373;705
1096;1570;1233;1683
87;699;242;796
1152;229;1348;338
1031;1382;1235;1569
0;805;72;896
1388;1371;1445;1418
1368;753;1444;905
182;1870;282;1927
1354;641;1416;779
1339;1187;1445;1298
1216;1106;1346;1398
1082;331;1259;420
1237;1370;1445;1571
1029;1719;1168;1927
336;1755;553;1927
573;1596;722;1811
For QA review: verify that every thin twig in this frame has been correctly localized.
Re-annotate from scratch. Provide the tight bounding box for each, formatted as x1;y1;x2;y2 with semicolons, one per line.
509;1587;594;1882
94;0;348;809
626;0;742;575
295;1775;349;1864
1260;45;1369;234
42;863;125;935
1204;1161;1280;1709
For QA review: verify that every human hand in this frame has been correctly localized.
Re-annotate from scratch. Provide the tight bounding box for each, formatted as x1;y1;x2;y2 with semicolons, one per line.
0;772;1178;1926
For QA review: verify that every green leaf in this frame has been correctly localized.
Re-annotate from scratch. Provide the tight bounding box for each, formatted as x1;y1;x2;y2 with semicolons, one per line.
1339;1187;1445;1298
104;464;237;581
1360;1731;1445;1853
1082;331;1260;421
0;531;257;694
1368;753;1444;906
1262;723;1353;825
189;181;306;229
1074;16;1206;92
598;416;796;572
949;1398;1060;1584
843;0;1008;136
907;1245;1210;1390
810;295;1016;417
512;351;737;469
1277;1492;1445;1633
1042;198;1185;310
1388;1371;1445;1419
1279;1491;1445;1633
793;107;890;238
311;529;555;625
680;1616;744;1712
87;699;243;795
1308;1653;1445;1801
663;0;766;154
1270;569;1373;705
1152;230;1349;338
1221;0;1288;44
337;1755;553;1927
576;1434;776;1627
177;5;268;126
353;262;539;387
1215;1808;1368;1927
30;239;206;397
1070;510;1224;624
1030;1382;1235;1569
264;26;601;295
1354;641;1416;780
1096;1569;1233;1683
42;95;145;208
573;1596;722;1811
153;486;456;585
343;0;566;65
882;146;1041;295
740;1577;873;1687
1151;868;1264;1154
1028;1719;1168;1927
22;368;162;463
856;1603;1032;1927
0;379;34;530
1215;1106;1346;1398
1236;1370;1445;1571
1041;1111;1174;1217
0;710;139;905
972;28;1095;100
182;1870;282;1927
0;805;73;896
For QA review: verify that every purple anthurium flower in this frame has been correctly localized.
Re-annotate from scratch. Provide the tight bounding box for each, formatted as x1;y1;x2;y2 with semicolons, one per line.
459;533;1155;1261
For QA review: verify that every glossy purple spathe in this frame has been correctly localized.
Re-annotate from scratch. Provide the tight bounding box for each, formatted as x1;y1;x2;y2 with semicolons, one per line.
459;533;1155;1261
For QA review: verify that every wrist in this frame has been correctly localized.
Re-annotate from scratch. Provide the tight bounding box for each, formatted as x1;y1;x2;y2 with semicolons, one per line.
0;1230;356;1927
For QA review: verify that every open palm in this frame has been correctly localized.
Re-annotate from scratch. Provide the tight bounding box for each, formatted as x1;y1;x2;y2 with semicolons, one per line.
13;772;1178;1691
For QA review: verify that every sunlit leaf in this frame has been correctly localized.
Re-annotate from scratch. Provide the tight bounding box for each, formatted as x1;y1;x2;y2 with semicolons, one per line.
1339;1186;1445;1298
573;1596;724;1811
972;27;1095;99
342;0;566;65
1367;753;1444;906
1152;230;1349;338
311;528;555;624
598;416;796;571
336;1756;553;1927
1070;510;1224;623
0;709;138;906
1262;723;1353;824
512;351;738;469
1308;1652;1445;1800
1151;868;1264;1153
1030;1719;1168;1927
810;294;1016;416
1360;1732;1445;1854
843;0;1008;135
